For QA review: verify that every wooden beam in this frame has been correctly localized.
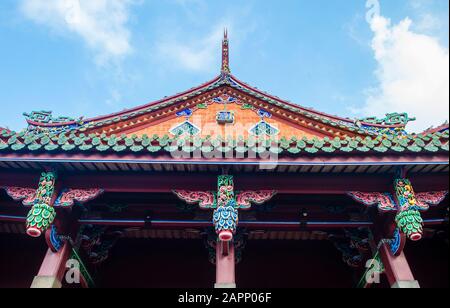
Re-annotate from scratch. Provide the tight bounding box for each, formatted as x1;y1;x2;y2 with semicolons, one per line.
215;242;236;289
30;244;71;289
0;152;448;166
379;243;420;288
1;171;447;194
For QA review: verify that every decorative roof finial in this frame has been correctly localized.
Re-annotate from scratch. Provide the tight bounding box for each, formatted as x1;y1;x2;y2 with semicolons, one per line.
221;28;230;74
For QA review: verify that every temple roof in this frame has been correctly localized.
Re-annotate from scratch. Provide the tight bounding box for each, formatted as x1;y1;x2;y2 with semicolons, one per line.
2;32;447;161
421;122;449;135
19;31;417;139
0;126;448;156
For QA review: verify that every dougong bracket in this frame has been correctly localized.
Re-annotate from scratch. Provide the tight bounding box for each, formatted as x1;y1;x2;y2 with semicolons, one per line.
174;175;276;242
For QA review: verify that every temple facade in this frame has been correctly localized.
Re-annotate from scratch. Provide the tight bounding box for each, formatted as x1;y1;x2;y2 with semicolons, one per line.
0;33;448;288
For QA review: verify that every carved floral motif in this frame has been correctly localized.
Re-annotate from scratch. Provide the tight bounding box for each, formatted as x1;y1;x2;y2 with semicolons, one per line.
2;187;36;206
174;175;276;242
347;192;397;212
54;188;104;207
236;191;277;209
173;190;216;209
415;191;449;210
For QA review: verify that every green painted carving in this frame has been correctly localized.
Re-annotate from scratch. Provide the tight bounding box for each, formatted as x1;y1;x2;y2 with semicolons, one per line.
395;209;423;242
241;104;254;110
23;111;82;125
197;103;208;109
0;129;448;156
360;113;416;127
26;172;57;238
394;179;424;241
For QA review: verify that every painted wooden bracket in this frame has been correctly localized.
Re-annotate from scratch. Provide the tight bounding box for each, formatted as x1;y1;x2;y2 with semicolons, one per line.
175;175;276;242
54;188;104;208
2;187;104;209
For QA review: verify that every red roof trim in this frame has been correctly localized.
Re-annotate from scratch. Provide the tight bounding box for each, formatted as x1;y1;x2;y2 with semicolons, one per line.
85;76;222;123
421;123;449;135
229;75;403;128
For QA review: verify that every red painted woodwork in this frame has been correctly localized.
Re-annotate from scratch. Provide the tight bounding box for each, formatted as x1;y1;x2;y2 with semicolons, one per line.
415;191;449;210
2;187;36;206
54;188;104;207
216;241;235;287
1;171;448;195
35;244;71;283
347;192;397;211
1;152;448;166
379;243;417;288
236;191;277;209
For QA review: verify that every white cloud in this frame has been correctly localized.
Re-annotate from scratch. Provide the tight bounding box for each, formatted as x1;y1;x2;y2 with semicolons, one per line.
155;25;226;73
361;14;449;132
20;0;137;65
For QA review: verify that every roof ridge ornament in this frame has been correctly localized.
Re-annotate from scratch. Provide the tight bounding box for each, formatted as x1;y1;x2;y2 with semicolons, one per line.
358;112;416;127
221;28;231;75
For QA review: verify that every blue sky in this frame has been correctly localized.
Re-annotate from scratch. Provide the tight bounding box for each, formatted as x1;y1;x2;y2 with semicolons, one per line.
0;0;448;132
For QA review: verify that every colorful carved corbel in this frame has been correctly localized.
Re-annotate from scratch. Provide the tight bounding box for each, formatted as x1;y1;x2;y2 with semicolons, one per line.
214;175;238;241
349;182;448;245
394;179;424;241
173;190;216;209
174;175;276;242
26;172;57;237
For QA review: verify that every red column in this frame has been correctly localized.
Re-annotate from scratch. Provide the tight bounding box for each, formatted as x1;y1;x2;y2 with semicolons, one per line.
30;244;71;288
379;243;420;288
215;241;236;288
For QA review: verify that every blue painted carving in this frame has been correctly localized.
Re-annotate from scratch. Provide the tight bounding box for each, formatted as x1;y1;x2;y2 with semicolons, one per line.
389;228;402;256
213;201;239;236
257;109;272;119
176;109;193;118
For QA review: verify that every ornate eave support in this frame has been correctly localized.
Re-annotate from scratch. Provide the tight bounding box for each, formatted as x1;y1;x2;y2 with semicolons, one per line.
348;186;448;255
174;175;276;242
176;175;274;289
26;171;58;238
393;179;424;241
2;182;104;239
